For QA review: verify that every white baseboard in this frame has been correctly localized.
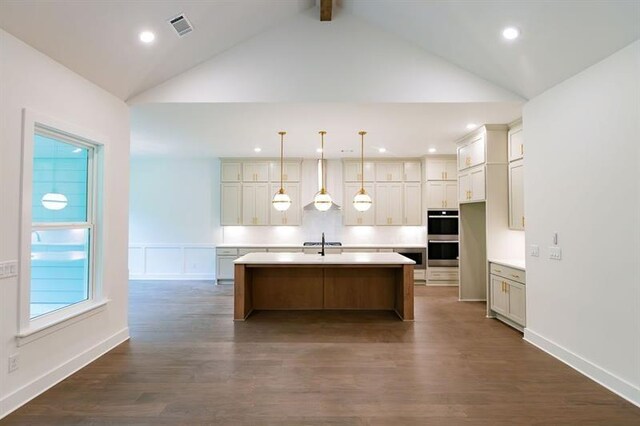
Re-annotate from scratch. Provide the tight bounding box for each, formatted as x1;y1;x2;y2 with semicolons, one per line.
0;328;130;419
129;274;215;281
524;328;640;408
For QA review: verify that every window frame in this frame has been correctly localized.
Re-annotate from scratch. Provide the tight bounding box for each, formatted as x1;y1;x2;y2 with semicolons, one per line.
19;109;107;341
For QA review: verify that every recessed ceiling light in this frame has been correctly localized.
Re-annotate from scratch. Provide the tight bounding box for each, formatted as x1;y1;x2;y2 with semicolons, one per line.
254;147;261;153
139;31;155;43
378;148;386;153
316;148;323;153
466;123;477;130
428;148;437;153
502;27;519;40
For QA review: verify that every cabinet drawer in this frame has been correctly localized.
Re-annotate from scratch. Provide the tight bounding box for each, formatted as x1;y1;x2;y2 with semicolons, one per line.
490;263;525;284
428;267;458;281
267;248;303;253
217;248;238;256
238;248;267;256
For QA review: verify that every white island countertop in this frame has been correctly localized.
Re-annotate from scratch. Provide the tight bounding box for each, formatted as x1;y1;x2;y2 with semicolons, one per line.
234;252;416;265
489;258;526;270
218;243;426;248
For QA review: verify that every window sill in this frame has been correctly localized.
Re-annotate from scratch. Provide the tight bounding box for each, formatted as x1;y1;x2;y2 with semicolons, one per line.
16;299;109;346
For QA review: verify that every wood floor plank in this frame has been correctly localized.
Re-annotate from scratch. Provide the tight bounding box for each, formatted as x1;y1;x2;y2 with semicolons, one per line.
2;282;639;425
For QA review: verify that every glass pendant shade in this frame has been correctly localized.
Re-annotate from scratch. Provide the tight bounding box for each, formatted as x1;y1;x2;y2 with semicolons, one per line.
313;189;332;212
41;192;68;210
353;188;372;212
272;189;292;211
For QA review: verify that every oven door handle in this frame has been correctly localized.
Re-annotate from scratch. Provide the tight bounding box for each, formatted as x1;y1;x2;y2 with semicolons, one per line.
428;216;459;219
428;240;459;243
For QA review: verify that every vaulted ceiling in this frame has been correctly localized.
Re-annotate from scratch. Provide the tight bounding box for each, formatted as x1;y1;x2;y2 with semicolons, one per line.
1;0;638;101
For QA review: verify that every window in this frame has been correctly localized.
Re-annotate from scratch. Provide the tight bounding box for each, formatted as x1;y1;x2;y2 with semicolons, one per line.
30;129;95;318
19;111;103;334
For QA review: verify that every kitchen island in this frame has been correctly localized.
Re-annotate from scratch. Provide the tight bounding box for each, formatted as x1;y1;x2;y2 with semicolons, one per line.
234;252;415;321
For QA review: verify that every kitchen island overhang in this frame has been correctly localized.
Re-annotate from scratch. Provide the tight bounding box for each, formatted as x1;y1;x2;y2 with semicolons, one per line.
233;252;415;321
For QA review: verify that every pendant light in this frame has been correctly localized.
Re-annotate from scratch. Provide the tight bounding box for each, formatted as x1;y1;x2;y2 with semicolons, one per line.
353;131;372;212
272;131;292;211
313;131;332;211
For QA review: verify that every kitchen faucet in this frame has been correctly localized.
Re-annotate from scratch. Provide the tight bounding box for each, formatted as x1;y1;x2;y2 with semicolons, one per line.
319;232;325;256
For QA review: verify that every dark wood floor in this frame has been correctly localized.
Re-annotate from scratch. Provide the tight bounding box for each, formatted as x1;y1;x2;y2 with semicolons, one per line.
3;281;639;425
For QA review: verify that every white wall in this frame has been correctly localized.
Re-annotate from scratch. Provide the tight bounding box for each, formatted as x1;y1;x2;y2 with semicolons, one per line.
128;158;220;280
129;8;521;104
523;40;640;406
0;29;130;417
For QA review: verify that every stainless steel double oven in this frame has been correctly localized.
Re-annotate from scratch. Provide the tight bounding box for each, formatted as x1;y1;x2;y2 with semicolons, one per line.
427;210;459;267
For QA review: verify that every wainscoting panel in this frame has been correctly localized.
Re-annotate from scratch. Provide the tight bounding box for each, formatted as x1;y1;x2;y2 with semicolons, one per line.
129;244;216;280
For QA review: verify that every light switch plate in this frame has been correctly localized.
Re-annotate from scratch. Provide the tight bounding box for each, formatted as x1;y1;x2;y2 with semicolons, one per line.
549;247;562;260
529;245;539;257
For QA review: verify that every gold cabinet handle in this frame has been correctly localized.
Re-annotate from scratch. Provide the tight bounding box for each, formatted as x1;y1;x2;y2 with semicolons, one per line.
444;200;447;208
494;269;502;273
511;274;520;279
520;144;524;156
522;216;525;228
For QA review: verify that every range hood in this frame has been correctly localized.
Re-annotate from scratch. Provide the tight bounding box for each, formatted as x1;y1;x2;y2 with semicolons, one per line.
303;159;341;211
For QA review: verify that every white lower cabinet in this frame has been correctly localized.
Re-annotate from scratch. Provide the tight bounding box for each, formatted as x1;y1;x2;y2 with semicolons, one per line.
489;261;526;330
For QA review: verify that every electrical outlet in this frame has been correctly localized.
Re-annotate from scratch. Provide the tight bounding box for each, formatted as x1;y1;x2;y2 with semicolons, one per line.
0;261;18;279
549;247;562;260
529;244;539;257
8;354;18;373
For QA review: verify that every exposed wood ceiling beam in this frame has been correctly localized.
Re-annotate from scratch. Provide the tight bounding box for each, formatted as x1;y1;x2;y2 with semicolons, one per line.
320;0;332;21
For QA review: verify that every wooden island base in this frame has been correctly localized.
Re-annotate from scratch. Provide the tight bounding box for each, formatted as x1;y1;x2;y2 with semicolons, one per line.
234;264;414;321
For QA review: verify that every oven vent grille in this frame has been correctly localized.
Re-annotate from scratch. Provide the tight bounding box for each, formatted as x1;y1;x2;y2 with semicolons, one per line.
168;14;193;37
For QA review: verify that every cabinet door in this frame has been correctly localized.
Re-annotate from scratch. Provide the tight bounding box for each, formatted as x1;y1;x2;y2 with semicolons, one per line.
243;162;269;182
344;161;374;182
444;182;458;209
403;161;422;182
508;125;524;162
242;183;269;225
444;160;457;181
221;162;242;182
221;183;242;225
376;162;403;181
507;280;526;326
375;183;403;225
470;166;485;201
403;183;422;225
426;181;445;209
490;275;508;316
458;172;470;203
458;135;485;170
388;183;404;224
344;183;375;225
509;160;525;230
269;183;300;225
216;256;236;280
270;161;301;182
426;159;445;181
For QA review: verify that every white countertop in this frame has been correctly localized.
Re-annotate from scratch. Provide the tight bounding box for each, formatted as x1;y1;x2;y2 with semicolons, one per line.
218;243;426;248
489;258;526;270
234;252;416;265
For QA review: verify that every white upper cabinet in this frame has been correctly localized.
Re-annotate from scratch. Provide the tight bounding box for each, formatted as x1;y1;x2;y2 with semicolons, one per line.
344;161;375;182
269;161;301;182
242;183;270;225
427;181;457;209
242;162;269;182
269;183;300;226
221;162;242;182
508;122;524;162
457;134;486;171
509;160;524;230
458;165;485;203
375;183;403;225
403;182;422;225
221;183;242;225
376;162;404;182
426;159;457;181
403;161;422;182
343;183;375;226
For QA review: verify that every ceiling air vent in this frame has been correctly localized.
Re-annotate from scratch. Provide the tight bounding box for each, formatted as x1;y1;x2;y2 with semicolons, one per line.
168;14;193;37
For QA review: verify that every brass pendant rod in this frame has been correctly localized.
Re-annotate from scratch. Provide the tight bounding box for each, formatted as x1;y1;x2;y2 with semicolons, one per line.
278;131;286;190
319;131;327;192
359;131;367;192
